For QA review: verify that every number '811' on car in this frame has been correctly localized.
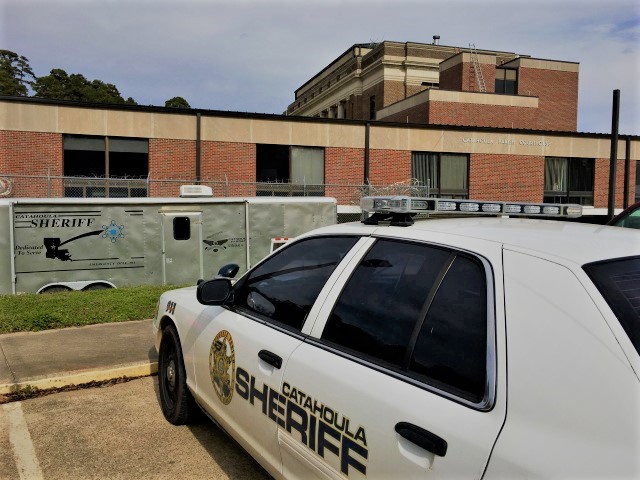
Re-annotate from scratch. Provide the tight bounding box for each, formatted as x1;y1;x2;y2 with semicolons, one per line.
153;196;640;479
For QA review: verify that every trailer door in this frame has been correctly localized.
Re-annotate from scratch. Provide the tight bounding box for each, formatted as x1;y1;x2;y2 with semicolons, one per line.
161;212;203;286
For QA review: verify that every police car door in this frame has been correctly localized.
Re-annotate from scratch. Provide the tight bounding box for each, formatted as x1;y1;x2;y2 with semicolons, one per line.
191;236;361;478
279;236;507;479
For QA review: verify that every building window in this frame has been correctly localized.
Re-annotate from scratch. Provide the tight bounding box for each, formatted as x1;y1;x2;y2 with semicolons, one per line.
369;95;376;120
256;144;325;196
495;68;517;95
63;135;148;198
412;152;469;198
544;157;594;206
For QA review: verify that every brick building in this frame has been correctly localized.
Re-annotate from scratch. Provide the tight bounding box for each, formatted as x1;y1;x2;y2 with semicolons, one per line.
0;40;637;222
0;96;637;223
286;39;578;133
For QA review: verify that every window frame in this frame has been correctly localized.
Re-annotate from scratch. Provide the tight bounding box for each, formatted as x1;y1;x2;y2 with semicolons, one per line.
411;151;469;198
543;156;595;206
314;236;498;411
495;67;518;95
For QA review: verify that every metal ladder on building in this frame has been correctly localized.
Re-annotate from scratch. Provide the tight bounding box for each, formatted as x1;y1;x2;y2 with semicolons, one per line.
469;43;486;93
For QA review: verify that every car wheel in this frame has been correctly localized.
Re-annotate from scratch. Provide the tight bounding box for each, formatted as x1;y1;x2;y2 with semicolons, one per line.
158;324;197;424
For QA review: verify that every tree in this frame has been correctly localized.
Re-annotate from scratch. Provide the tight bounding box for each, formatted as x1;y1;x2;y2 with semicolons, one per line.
0;50;36;96
165;96;190;109
33;68;137;104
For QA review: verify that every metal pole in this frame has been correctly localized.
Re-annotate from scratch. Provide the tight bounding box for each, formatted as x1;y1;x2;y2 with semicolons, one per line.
196;112;201;184
364;122;370;194
607;89;620;220
623;136;631;209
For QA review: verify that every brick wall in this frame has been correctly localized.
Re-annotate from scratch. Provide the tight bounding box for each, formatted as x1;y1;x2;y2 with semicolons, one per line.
201;141;256;196
369;149;412;185
594;158;633;209
428;101;537;129
383;80;407;109
325;147;365;204
470;154;544;202
439;63;464;91
518;67;578;131
148;138;196;197
0;130;63;197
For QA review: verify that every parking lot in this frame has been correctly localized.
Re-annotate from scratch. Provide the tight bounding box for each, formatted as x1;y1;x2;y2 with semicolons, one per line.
0;377;271;480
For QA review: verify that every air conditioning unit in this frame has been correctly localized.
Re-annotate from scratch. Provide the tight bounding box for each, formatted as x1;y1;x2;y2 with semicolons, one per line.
179;185;213;197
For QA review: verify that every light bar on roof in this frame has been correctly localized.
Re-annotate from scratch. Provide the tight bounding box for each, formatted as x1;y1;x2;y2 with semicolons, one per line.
360;196;582;218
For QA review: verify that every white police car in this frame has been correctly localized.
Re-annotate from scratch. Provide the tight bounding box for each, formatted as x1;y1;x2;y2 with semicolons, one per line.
153;196;640;479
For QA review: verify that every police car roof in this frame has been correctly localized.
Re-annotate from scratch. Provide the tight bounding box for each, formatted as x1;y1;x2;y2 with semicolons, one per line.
313;217;640;266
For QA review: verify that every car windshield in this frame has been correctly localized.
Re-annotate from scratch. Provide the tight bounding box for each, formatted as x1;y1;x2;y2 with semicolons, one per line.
584;257;640;356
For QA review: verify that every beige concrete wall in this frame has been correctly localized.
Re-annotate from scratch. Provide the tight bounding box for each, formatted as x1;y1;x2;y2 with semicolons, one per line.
1;100;636;160
0;101;197;140
370;124;636;160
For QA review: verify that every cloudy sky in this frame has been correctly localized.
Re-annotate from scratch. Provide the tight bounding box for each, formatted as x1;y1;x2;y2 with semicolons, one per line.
1;0;639;134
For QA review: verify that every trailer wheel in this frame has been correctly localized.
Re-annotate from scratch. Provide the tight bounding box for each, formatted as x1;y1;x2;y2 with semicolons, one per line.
40;286;71;294
83;283;112;291
158;324;198;425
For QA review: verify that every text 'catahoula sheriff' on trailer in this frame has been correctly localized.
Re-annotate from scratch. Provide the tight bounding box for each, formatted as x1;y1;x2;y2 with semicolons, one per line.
0;189;337;294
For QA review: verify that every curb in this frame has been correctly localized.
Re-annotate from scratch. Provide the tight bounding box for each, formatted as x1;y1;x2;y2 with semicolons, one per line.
0;361;158;395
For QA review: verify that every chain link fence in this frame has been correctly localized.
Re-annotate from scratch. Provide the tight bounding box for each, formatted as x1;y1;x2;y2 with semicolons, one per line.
0;174;429;207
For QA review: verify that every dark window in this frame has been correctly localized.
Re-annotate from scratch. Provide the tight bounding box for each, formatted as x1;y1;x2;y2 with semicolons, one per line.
62;135;148;198
584;257;640;356
233;236;358;331
173;217;191;240
256;144;289;182
412;152;468;198
409;256;487;403
322;240;451;367
256;144;325;197
321;239;489;403
495;68;517;94
369;95;376;120
544;157;594;206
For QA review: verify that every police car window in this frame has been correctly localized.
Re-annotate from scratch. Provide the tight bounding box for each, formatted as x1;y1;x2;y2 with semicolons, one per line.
321;239;452;368
234;236;358;331
584;257;640;356
408;255;487;403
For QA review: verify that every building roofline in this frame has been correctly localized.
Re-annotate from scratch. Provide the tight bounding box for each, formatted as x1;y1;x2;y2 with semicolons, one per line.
293;43;377;97
1;95;636;139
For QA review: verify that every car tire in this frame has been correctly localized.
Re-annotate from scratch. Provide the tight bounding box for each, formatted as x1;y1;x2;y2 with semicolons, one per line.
158;324;198;425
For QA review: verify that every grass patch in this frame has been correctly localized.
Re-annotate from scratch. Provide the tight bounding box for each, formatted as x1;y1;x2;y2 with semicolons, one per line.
0;284;182;334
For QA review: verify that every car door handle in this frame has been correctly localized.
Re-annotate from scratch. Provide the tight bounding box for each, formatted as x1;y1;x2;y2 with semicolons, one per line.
395;422;448;457
258;350;282;369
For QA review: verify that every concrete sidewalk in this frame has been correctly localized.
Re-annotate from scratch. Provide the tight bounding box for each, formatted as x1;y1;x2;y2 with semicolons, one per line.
0;319;157;395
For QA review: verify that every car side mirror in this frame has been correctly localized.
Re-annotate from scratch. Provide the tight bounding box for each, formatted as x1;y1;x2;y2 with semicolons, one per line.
197;278;232;305
217;263;240;279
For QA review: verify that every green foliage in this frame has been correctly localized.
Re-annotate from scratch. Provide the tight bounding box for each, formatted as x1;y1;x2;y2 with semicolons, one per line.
165;96;191;109
0;49;36;96
33;68;136;104
0;284;181;334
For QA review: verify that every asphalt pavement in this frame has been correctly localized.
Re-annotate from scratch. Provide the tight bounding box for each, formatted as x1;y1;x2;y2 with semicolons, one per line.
0;319;157;396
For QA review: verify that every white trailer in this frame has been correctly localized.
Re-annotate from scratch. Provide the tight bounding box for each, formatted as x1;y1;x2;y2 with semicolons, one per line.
0;195;337;294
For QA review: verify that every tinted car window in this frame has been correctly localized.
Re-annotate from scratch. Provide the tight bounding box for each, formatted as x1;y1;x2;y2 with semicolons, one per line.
234;236;358;330
584;257;640;355
408;255;487;403
322;238;490;404
322;239;452;367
